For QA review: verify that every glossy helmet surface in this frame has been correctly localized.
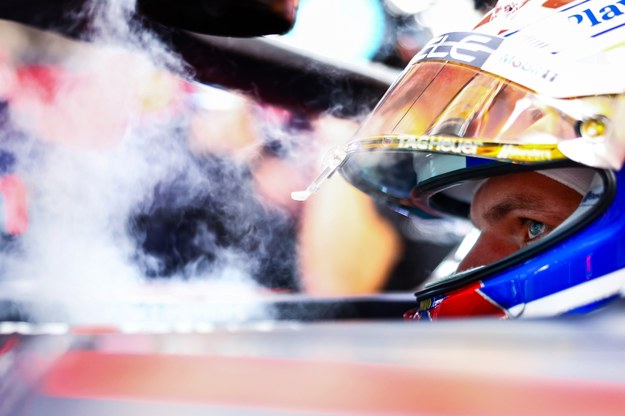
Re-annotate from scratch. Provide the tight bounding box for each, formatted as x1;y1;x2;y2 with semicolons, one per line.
297;0;625;319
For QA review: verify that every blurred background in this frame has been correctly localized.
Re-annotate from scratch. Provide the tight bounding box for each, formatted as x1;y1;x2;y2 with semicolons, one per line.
0;0;497;324
4;5;625;416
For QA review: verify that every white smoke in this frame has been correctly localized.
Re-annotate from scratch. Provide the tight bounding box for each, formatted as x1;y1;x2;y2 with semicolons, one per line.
0;0;301;326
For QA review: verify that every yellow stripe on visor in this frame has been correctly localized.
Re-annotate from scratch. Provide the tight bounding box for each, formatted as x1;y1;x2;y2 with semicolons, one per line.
346;135;566;163
339;136;567;218
292;61;625;212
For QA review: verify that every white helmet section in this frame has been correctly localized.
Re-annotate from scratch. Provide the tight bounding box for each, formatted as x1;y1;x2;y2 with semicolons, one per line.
411;0;625;98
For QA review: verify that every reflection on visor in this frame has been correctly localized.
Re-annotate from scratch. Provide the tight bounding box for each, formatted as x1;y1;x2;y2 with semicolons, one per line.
354;61;625;169
292;61;625;205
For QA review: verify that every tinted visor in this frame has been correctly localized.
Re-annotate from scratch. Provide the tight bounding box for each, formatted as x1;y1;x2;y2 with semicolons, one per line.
337;61;625;216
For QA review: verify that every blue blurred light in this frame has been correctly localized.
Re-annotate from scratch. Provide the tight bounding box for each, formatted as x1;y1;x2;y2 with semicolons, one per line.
281;0;386;62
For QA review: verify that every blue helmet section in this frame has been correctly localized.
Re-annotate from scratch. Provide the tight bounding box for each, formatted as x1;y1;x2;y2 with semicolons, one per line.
478;168;625;316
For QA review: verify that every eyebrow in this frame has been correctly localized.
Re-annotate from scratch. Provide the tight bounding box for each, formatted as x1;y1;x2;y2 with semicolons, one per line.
478;194;546;224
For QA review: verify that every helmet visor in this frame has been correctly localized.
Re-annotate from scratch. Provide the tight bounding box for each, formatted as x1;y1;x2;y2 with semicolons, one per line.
337;61;624;215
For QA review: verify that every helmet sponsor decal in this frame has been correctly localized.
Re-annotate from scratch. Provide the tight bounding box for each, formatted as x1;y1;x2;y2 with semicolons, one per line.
495;52;559;82
411;32;503;68
390;135;479;155
348;135;567;163
496;144;557;161
475;0;576;33
567;0;625;39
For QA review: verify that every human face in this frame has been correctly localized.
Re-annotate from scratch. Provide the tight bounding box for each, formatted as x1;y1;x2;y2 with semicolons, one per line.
456;171;583;273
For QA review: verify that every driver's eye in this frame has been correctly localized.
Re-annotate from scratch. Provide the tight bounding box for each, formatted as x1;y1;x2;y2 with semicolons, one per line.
526;220;547;241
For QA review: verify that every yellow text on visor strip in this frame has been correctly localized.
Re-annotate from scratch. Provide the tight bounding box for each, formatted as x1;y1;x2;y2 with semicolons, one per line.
346;135;568;164
290;135;567;202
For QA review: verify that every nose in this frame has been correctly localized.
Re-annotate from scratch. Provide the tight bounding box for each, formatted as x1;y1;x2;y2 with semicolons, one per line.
456;231;518;273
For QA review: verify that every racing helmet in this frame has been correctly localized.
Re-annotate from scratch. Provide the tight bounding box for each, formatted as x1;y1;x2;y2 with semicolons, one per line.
293;0;625;319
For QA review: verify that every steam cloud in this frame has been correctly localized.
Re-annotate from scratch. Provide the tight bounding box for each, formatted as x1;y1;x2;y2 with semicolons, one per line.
0;0;302;326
